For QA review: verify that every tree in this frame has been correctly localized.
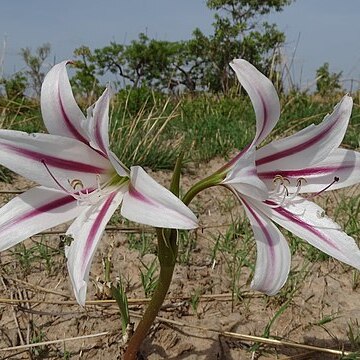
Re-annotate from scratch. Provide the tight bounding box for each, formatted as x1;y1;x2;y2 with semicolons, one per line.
93;42;126;88
165;40;205;92
71;46;103;100
0;72;28;100
20;43;51;98
123;35;203;92
92;35;203;92
122;33;171;88
316;62;342;97
191;0;291;93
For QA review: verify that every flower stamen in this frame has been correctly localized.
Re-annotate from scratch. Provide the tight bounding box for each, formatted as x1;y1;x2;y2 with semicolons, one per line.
269;175;308;207
286;177;307;201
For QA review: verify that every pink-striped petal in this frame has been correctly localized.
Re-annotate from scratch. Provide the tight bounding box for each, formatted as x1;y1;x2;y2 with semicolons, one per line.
256;95;353;171
41;60;89;143
121;166;198;229
65;191;124;305
258;148;360;194
0;130;112;191
0;187;82;251
230;59;280;147
223;149;268;201
84;87;112;157
82;87;129;176
241;196;291;295
262;197;360;269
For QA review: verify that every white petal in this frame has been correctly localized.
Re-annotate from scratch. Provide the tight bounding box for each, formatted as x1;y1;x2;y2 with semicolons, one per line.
256;95;353;171
0;130;112;190
258;148;360;193
109;151;129;177
230;59;280;147
223;149;268;201
0;187;82;251
262;196;360;269
66;191;123;305
240;197;291;295
83;87;112;157
121;166;198;229
41;61;89;143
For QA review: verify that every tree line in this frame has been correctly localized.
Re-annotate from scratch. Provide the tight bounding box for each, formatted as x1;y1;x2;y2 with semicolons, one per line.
0;0;343;100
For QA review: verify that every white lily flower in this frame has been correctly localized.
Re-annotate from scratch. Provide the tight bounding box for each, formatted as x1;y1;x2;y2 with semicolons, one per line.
221;59;360;295
0;61;198;305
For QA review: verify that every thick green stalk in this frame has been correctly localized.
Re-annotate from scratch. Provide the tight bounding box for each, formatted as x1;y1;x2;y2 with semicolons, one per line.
124;159;224;359
182;172;224;206
123;228;177;360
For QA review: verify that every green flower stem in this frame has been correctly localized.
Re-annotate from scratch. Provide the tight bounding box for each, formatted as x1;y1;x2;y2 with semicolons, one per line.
124;170;224;359
123;228;178;360
182;172;225;206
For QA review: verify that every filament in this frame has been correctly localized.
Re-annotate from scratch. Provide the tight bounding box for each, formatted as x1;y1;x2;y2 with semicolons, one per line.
41;159;69;193
269;175;307;207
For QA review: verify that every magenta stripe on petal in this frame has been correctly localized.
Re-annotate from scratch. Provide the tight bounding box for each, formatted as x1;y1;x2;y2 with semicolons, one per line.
256;117;338;166
243;199;275;279
95;122;107;156
258;163;354;179
128;185;156;205
266;200;340;251
58;90;88;144
93;92;109;156
255;93;269;144
0;194;76;235
2;142;106;174
94;105;108;157
82;192;116;269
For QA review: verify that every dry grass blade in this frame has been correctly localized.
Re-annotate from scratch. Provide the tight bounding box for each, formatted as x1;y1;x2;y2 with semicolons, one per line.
0;190;24;194
135;314;353;357
0;332;109;352
0;292;238;306
109;91;181;169
138;100;180;162
31;225;153;237
126;98;178;164
4;277;70;298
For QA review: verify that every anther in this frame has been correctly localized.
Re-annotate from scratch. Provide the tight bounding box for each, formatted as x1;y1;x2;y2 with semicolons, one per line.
273;174;290;186
68;179;84;191
296;177;307;187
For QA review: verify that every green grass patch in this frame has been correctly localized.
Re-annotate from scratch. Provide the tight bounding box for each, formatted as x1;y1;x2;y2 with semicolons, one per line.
1;89;359;172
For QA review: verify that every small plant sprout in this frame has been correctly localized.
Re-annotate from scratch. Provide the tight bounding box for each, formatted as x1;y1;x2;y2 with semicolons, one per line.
111;276;131;341
0;58;360;360
139;258;159;298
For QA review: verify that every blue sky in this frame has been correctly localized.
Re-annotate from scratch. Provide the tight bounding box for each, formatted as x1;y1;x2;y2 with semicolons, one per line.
269;0;360;90
1;0;359;90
